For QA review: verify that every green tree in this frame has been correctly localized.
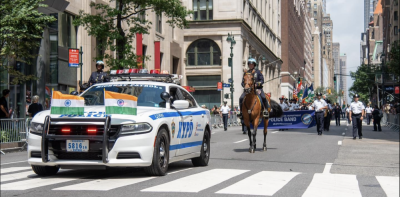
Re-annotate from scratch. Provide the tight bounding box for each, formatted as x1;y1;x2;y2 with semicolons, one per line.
387;41;400;78
73;0;192;70
314;86;342;104
349;64;375;104
0;0;56;84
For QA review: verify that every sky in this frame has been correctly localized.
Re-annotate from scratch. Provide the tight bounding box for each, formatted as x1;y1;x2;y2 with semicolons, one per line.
327;0;364;104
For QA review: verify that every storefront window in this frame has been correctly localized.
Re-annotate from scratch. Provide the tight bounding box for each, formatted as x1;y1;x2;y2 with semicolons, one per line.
187;75;221;109
187;39;221;66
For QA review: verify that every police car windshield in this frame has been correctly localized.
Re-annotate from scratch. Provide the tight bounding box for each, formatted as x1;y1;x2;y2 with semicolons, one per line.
81;84;166;108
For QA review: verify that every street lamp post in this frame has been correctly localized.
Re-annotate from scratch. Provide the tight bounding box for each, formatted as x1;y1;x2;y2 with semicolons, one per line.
227;33;236;111
381;53;386;106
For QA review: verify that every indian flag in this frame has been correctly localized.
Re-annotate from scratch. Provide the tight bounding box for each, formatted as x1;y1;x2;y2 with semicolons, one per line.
104;90;137;115
50;91;84;115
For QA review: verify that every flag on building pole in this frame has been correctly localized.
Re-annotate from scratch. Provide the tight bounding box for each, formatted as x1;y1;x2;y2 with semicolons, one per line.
293;82;298;100
104;90;138;115
302;84;308;103
297;79;303;99
50;91;84;115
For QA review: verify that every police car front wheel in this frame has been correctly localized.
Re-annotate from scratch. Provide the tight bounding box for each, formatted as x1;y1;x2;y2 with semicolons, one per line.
144;128;169;176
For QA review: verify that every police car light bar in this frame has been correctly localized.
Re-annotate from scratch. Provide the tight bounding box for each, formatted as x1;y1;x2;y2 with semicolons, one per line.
109;70;181;84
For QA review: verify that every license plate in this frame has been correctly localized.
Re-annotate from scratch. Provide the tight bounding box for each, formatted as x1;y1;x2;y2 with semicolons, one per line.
66;140;89;152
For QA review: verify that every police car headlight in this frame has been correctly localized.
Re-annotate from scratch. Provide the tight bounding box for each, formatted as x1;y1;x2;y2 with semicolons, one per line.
120;123;152;135
30;123;44;135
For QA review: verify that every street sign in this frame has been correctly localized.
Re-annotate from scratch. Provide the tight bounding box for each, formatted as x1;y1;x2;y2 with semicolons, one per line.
223;83;231;88
68;48;80;67
217;82;223;91
228;78;233;83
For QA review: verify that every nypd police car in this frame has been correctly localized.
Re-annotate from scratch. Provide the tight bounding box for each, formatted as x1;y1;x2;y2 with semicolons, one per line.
28;70;211;176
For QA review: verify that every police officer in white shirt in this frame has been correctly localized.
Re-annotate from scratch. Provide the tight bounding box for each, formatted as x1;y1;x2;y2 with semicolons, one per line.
220;101;230;131
279;97;289;111
311;92;328;135
349;94;365;140
365;104;373;125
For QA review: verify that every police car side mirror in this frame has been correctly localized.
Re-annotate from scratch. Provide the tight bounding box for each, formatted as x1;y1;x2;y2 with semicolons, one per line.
160;92;170;101
172;100;189;109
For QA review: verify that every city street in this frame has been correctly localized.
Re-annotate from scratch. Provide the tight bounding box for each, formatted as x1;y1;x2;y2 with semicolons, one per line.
1;119;398;197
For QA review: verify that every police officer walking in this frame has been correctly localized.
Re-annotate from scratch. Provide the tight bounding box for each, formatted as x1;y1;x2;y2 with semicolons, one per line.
365;104;373;125
220;101;230;131
238;58;270;119
89;60;109;86
311;92;328;135
349;94;365;140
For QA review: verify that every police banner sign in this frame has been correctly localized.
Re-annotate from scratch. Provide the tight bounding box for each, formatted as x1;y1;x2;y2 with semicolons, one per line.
253;110;316;129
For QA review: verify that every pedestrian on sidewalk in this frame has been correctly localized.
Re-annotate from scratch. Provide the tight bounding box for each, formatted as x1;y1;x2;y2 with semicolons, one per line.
365;104;373;125
220;101;230;131
349;94;365;140
0;89;10;120
372;105;382;131
334;103;342;126
28;95;43;118
311;92;328;135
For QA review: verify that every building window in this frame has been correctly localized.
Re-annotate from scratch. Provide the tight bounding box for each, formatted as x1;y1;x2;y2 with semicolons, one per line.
187;39;221;66
314;3;317;9
314;19;317;26
394;11;398;21
395;26;399;35
156;14;162;33
313;11;317;17
193;0;213;20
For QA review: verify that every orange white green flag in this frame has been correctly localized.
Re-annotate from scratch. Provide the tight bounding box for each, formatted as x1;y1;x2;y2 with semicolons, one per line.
50;91;84;115
104;90;137;115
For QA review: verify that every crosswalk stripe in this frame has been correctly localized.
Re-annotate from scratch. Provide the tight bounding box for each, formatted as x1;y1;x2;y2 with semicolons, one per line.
53;175;155;191
216;171;300;196
1;177;78;190
1;167;31;174
302;173;362;197
1;171;36;183
141;169;248;193
376;176;399;197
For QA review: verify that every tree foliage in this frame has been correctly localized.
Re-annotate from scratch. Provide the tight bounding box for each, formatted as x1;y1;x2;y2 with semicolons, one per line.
349;64;375;104
73;0;192;70
0;0;56;84
314;86;343;104
387;40;400;78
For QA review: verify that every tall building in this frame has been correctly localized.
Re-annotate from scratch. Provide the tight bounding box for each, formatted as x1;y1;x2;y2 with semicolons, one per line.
281;0;305;99
182;0;283;108
304;1;313;87
322;14;334;88
364;0;371;30
332;43;340;96
340;54;347;104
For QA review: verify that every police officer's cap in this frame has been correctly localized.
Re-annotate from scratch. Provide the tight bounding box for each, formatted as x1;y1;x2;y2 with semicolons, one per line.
247;58;257;66
353;94;360;98
316;92;322;96
279;97;284;100
223;101;227;104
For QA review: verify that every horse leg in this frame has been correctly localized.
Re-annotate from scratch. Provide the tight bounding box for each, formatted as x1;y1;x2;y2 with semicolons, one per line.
247;126;254;153
252;118;260;153
263;118;269;151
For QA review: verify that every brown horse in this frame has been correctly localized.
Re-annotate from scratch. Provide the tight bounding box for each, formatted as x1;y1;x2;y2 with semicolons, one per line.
242;70;283;153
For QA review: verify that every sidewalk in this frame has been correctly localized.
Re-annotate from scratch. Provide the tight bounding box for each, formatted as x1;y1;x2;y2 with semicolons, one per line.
331;120;399;177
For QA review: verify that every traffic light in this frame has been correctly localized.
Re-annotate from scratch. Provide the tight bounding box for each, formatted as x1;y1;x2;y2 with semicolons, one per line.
224;93;230;99
334;76;336;83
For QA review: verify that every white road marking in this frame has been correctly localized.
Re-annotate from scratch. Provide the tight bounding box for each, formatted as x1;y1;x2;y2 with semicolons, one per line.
338;141;342;145
376;176;399;197
1;177;78;190
212;132;216;134
0;160;27;166
234;139;248;143
1;167;31;174
302;173;362;197
271;131;279;134
168;168;193;175
216;171;300;196
323;163;333;174
54;175;155;191
141;169;248;193
1;171;36;182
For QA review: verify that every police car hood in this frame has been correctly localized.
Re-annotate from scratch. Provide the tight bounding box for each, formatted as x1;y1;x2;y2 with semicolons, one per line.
32;106;167;125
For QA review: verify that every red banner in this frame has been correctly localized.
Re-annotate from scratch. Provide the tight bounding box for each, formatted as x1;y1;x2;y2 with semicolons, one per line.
217;82;222;91
182;86;195;92
68;48;79;67
395;86;399;94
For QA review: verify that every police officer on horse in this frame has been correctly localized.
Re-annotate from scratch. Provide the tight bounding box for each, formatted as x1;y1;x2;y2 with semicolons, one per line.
237;58;270;119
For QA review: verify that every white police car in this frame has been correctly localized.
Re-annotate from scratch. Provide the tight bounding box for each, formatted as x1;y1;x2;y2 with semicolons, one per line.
28;71;211;176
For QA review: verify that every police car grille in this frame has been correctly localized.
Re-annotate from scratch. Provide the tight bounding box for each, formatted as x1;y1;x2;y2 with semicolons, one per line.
56;152;102;160
48;125;119;136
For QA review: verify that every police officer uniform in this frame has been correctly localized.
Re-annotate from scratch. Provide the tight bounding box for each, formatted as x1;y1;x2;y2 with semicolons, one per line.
238;58;269;118
365;105;373;125
324;99;332;131
89;61;109;86
220;102;230;131
350;94;365;139
279;98;289;111
312;92;327;135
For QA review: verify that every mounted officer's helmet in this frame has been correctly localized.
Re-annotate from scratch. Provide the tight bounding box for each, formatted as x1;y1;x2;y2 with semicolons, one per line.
96;60;105;69
247;58;257;67
353;94;360;98
316;92;323;96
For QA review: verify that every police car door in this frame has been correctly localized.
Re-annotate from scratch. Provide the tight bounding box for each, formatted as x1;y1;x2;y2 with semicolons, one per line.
175;87;204;156
168;86;184;158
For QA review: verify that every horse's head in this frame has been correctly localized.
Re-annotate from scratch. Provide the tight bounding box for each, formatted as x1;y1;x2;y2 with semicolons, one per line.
243;70;255;94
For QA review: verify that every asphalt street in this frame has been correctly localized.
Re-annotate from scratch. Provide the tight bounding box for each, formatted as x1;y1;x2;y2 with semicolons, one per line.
1;118;399;197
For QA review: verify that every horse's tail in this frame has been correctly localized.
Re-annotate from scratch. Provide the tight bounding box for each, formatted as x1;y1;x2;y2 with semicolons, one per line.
269;99;283;118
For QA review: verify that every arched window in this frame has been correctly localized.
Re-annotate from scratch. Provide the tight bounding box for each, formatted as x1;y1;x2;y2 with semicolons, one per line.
187;39;221;66
193;0;213;20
